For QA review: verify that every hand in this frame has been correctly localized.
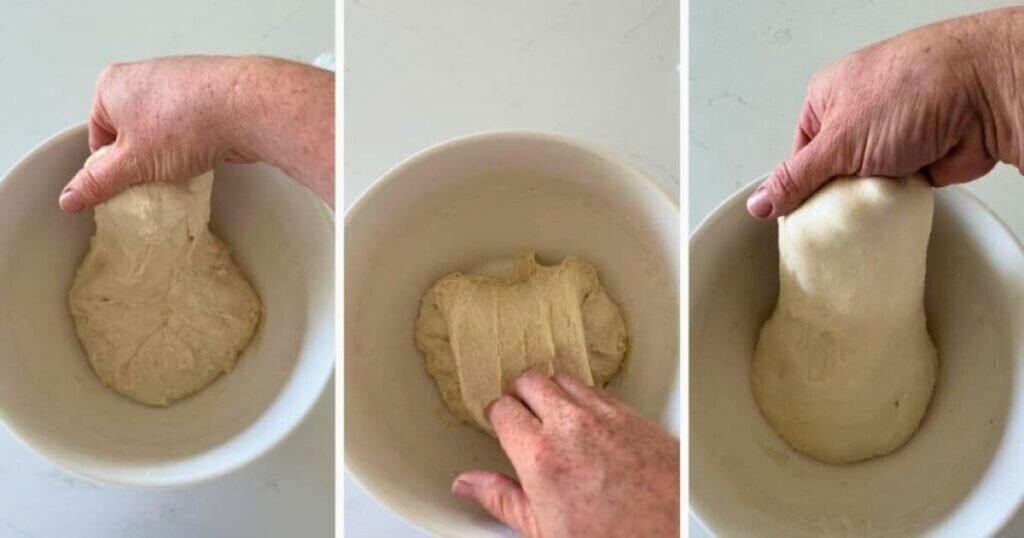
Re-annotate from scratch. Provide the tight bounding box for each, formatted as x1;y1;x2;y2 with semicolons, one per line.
60;56;255;213
747;9;1020;219
60;55;334;213
452;370;679;537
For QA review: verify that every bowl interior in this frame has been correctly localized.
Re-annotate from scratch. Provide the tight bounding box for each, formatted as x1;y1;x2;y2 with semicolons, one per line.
0;125;334;486
345;132;679;536
690;180;1024;536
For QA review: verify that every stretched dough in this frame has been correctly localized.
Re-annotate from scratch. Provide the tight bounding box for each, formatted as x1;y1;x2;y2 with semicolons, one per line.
69;147;261;406
415;252;628;432
751;175;938;464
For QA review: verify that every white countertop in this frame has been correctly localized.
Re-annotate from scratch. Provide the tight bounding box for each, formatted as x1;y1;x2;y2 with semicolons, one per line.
344;0;679;534
691;1;1024;536
0;1;334;537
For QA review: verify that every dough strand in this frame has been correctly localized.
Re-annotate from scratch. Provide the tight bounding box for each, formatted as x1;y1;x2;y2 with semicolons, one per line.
752;174;938;464
69;147;261;407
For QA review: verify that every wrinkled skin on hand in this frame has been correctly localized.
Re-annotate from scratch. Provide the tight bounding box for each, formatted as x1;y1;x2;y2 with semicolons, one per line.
60;57;254;212
60;55;334;212
452;370;679;538
748;8;1024;219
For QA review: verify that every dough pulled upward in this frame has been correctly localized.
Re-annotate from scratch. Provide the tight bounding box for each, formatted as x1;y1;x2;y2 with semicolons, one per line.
69;147;261;406
752;175;938;464
415;252;628;432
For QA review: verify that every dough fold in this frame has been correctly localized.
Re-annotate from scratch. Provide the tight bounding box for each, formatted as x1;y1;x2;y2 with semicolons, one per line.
69;147;261;406
415;252;628;432
752;175;938;464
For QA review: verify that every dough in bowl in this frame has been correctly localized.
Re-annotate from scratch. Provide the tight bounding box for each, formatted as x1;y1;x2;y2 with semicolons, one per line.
415;251;628;432
751;174;938;464
68;147;261;407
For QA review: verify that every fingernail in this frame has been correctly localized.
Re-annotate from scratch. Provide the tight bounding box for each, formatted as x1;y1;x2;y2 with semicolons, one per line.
452;479;473;497
59;187;84;213
747;186;773;218
483;398;501;423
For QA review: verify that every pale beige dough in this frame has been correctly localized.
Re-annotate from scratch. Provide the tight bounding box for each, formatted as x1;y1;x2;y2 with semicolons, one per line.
415;252;628;432
69;147;261;406
752;174;938;464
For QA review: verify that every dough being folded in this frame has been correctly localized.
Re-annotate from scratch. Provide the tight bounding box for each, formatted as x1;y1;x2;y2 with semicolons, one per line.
69;147;261;406
751;174;938;464
415;252;628;432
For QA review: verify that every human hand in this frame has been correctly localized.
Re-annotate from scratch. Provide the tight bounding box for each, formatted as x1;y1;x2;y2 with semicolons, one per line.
452;370;679;538
747;9;1021;219
60;56;255;213
61;55;334;212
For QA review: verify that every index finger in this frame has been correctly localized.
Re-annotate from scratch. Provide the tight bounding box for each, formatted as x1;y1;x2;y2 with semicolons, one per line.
792;98;822;154
511;369;576;421
88;102;117;152
486;395;542;458
552;372;617;414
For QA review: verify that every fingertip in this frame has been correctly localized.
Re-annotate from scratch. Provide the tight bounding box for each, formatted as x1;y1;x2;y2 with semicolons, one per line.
484;394;525;427
451;477;474;498
451;471;509;502
518;367;544;380
58;185;85;213
746;185;774;219
483;396;504;423
449;471;533;533
516;367;561;392
484;394;542;449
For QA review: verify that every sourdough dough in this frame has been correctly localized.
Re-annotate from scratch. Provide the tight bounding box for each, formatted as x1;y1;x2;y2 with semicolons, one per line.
415;252;628;432
68;147;261;406
751;174;938;464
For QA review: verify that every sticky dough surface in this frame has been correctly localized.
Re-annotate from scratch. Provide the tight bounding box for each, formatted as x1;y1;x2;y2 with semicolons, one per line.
751;175;938;464
69;147;261;406
415;252;628;431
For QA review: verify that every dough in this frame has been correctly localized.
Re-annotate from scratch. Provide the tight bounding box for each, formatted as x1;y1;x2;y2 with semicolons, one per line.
69;147;261;406
751;174;938;464
415;252;628;432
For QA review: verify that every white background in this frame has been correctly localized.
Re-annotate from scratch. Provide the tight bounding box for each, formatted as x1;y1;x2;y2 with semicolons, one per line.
691;1;1024;536
344;0;679;534
0;1;334;537
14;0;1016;536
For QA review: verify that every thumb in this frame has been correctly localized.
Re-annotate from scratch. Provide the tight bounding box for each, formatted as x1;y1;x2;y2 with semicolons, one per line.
60;145;141;213
747;134;842;219
452;471;539;536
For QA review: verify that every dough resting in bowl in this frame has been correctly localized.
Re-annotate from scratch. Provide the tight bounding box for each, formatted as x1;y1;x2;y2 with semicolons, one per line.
751;174;938;464
68;147;261;407
415;251;628;432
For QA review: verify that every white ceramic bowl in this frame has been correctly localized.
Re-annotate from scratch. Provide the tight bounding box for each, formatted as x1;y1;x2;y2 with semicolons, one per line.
691;177;1024;537
346;131;680;536
0;124;334;487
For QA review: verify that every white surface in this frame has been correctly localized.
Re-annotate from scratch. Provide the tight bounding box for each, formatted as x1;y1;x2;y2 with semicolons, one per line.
345;0;679;534
0;1;333;536
691;1;1024;536
345;132;679;537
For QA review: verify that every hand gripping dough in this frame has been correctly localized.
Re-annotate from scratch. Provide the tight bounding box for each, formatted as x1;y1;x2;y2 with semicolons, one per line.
751;175;938;464
69;147;261;406
415;252;628;432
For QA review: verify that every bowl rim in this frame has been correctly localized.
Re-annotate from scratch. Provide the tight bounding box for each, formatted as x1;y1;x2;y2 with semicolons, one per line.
345;129;679;225
0;122;336;489
688;174;1024;536
343;128;680;535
